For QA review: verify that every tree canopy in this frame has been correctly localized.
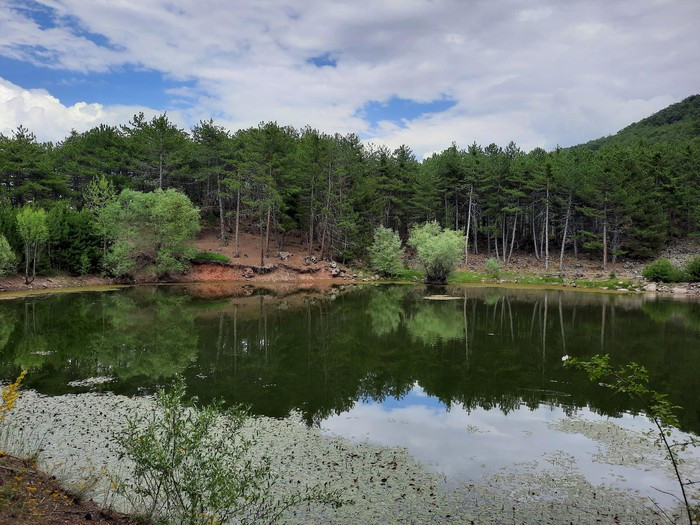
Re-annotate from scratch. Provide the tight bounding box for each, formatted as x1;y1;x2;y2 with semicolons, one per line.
0;98;698;280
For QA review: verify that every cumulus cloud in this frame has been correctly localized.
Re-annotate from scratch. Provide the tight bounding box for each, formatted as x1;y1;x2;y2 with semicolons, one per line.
0;77;181;141
1;0;698;155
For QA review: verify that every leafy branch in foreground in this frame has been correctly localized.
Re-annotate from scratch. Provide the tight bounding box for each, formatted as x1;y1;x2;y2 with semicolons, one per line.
116;377;346;525
564;354;699;525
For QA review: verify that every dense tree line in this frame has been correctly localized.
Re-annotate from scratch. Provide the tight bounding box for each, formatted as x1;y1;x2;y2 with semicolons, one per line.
1;113;699;278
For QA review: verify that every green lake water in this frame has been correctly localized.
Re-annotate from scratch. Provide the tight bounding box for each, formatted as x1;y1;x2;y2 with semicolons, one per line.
1;283;699;500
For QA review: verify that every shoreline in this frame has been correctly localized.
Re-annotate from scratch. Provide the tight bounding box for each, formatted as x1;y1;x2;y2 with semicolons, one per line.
1;268;699;300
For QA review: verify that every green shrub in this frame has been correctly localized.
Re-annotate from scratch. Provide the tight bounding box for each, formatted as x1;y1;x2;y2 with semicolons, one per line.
101;189;200;277
642;258;687;282
484;258;501;278
369;226;404;276
192;252;230;263
0;235;17;276
116;377;344;525
408;221;463;285
685;256;700;282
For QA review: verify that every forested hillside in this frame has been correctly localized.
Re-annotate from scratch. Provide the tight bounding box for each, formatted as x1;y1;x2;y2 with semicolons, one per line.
584;95;700;149
1;99;699;279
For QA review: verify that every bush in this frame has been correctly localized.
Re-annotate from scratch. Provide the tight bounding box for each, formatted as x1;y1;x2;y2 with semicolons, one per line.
408;221;463;284
116;378;343;525
642;258;687;283
484;258;501;278
685;256;700;282
0;235;17;276
101;189;200;277
369;226;404;276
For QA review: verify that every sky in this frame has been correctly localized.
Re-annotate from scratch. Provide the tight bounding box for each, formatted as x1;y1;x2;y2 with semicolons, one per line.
0;0;698;158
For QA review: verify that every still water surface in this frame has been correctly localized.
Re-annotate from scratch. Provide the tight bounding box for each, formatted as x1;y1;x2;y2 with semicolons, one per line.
1;283;699;498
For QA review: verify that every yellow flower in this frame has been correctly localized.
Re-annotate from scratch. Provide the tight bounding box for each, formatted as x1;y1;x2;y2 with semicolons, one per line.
0;370;27;422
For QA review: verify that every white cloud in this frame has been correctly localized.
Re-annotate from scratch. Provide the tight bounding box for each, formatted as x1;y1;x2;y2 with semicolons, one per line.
1;0;698;155
0;77;179;141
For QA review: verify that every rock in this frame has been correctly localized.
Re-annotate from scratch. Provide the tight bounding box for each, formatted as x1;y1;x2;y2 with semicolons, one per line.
243;268;255;279
672;287;689;295
277;251;292;261
311;255;318;264
331;268;340;277
330;261;337;269
352;274;358;279
373;274;380;280
643;283;657;292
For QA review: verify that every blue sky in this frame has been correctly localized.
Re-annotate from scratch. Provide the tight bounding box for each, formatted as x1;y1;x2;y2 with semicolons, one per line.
1;0;699;157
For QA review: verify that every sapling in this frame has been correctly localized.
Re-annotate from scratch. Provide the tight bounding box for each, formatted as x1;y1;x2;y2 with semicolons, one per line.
564;354;698;525
116;377;345;525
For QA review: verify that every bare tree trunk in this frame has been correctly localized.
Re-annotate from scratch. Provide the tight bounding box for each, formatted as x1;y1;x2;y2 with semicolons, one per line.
602;219;608;270
320;220;328;260
465;185;473;263
259;218;264;269
533;212;540;260
502;219;507;263
472;206;478;254
559;194;572;272
217;174;226;246
24;243;30;285
507;214;517;263
308;181;315;256
31;244;38;284
611;219;620;264
545;182;550;271
455;196;459;230
234;181;240;257
265;205;271;257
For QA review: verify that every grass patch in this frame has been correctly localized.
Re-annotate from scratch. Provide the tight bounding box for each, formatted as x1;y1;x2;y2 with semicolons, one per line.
384;267;639;291
192;252;230;263
448;271;490;283
573;278;636;290
391;268;425;281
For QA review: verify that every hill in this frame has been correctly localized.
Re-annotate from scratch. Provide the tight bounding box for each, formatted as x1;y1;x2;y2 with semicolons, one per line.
582;94;700;149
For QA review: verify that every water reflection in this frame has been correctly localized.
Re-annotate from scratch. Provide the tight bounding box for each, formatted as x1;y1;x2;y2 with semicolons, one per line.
0;288;199;391
0;284;699;434
321;384;689;505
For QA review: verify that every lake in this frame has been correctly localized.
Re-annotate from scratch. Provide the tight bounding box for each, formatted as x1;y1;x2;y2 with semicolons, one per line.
1;283;699;509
